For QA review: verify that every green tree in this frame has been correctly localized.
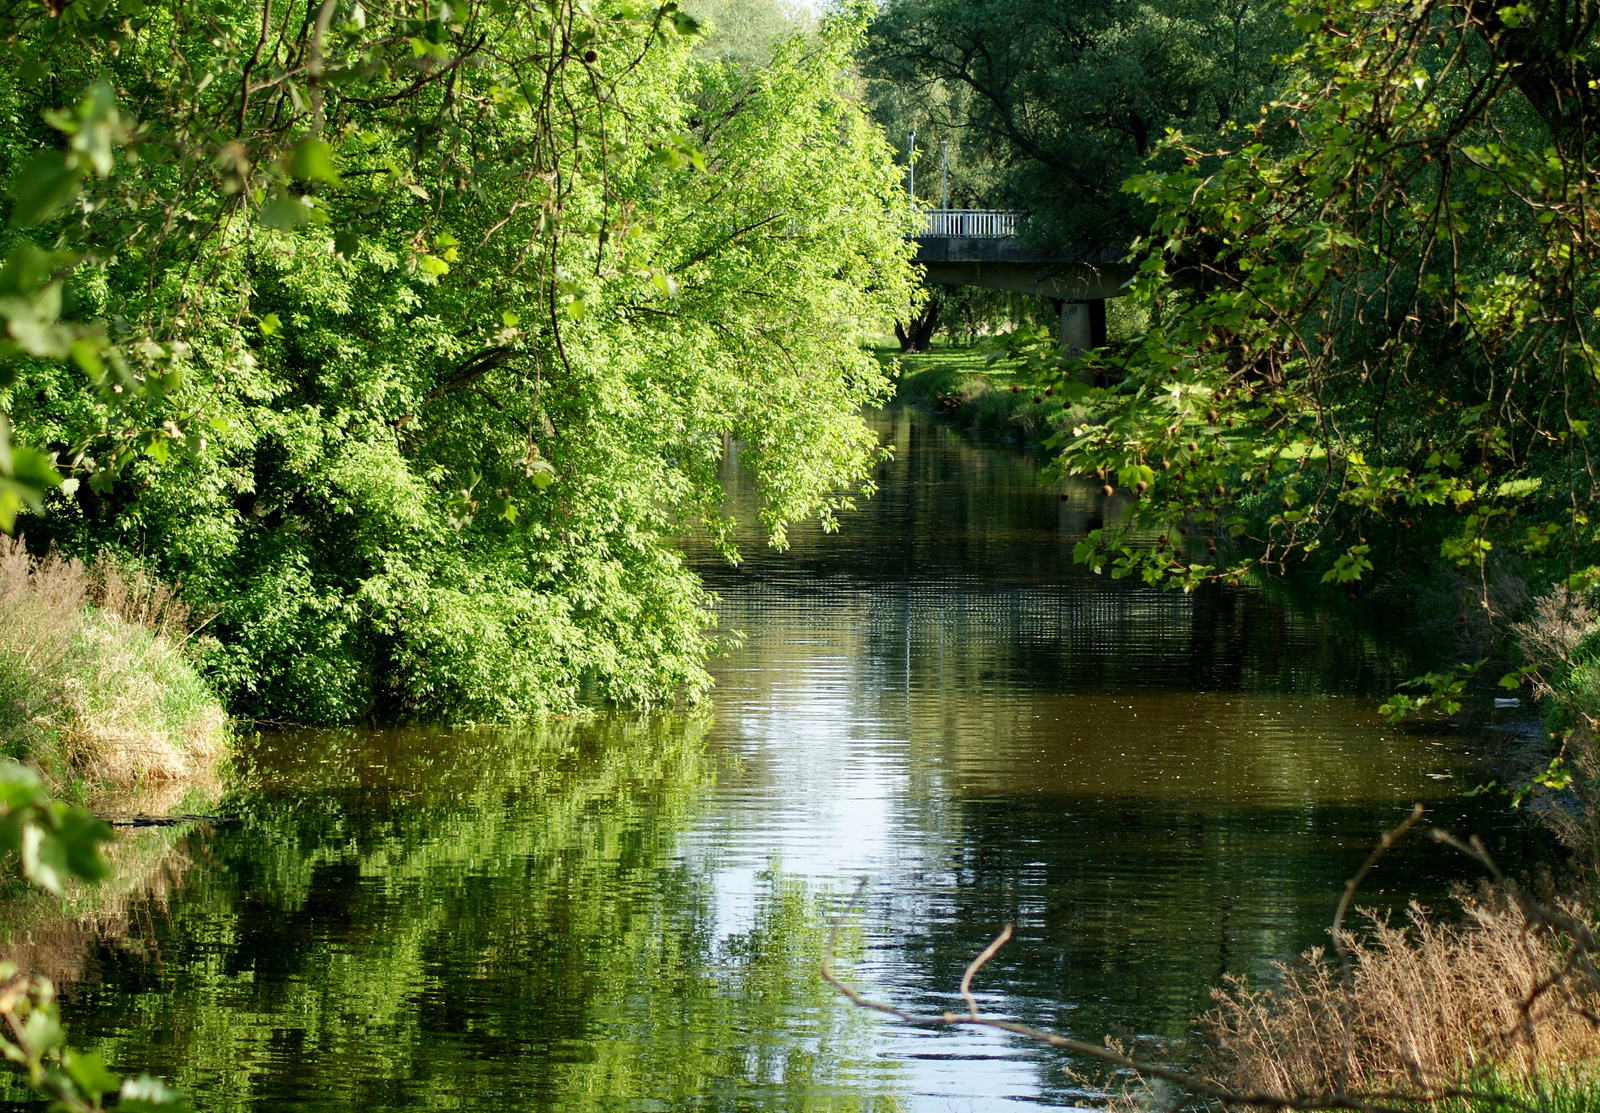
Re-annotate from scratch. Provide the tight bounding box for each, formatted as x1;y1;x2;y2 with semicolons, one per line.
863;0;1293;245
685;0;810;69
0;0;917;722
991;0;1600;715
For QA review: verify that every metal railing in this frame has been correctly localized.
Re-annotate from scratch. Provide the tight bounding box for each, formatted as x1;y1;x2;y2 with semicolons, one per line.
922;209;1024;238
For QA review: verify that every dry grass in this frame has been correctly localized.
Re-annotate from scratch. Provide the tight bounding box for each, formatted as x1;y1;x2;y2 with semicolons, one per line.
1208;889;1600;1098
1180;589;1600;1112
1514;593;1596;682
0;538;226;792
1507;590;1600;865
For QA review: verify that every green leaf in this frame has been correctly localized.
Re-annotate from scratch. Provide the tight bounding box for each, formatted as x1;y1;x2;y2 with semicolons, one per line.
8;444;61;493
0;764;43;813
0;242;70;298
20;1005;62;1054
22;823;67;895
288;138;339;183
8;152;84;228
1563;566;1600;592
1496;2;1533;27
333;229;361;260
259;196;308;230
64;80;123;177
70;336;105;377
0;422;61;532
1378;693;1422;723
62;1048;122;1097
672;10;700;34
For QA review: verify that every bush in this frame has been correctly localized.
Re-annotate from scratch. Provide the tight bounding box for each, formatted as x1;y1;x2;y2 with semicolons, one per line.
890;345;1063;446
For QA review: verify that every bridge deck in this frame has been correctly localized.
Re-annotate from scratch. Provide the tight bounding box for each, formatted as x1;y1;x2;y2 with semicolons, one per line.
911;211;1130;354
913;211;1130;302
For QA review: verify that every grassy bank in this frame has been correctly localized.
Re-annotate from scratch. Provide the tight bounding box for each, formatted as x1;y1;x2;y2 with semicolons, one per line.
878;343;1067;448
0;539;227;799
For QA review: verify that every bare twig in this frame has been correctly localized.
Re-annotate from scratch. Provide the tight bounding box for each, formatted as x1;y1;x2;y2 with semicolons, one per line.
959;924;1012;1018
1333;804;1426;981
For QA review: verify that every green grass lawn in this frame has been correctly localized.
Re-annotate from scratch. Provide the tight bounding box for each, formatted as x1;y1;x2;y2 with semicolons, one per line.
870;341;1061;446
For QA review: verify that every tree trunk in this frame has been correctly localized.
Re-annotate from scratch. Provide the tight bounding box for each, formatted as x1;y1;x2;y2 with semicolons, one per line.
896;288;941;352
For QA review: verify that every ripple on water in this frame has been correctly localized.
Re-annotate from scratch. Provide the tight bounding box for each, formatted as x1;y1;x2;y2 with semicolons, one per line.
0;408;1553;1113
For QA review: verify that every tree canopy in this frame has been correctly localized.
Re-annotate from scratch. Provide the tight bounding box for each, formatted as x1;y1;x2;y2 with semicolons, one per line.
0;0;917;722
968;0;1600;718
863;0;1292;245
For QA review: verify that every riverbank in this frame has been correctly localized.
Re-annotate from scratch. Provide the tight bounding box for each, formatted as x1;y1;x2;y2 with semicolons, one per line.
0;540;228;800
4;404;1546;1112
882;346;1567;702
878;342;1066;448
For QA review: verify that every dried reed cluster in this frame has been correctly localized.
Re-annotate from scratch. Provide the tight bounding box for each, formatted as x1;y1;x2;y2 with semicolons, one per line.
0;538;226;789
1208;890;1600;1097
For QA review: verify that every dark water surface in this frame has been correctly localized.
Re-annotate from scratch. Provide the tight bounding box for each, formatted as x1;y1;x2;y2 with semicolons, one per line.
0;408;1549;1111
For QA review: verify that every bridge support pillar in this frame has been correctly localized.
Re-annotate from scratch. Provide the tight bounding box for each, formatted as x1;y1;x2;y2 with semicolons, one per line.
1059;301;1092;357
1059;300;1107;384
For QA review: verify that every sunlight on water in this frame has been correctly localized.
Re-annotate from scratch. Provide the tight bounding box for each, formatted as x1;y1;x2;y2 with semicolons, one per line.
0;408;1549;1112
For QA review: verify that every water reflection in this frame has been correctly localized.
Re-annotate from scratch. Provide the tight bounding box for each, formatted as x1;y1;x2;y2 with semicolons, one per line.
0;406;1550;1112
0;722;897;1111
685;407;1546;1106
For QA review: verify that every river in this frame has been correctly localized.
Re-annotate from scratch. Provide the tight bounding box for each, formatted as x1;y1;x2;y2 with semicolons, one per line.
0;406;1547;1112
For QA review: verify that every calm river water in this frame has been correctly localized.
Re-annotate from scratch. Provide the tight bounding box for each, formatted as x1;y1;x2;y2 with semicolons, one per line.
0;407;1547;1111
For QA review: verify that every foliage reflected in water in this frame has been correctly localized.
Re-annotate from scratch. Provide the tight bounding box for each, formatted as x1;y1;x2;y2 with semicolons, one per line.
0;719;900;1112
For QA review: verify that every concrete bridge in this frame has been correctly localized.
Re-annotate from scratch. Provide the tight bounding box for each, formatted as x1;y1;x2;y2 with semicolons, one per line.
913;210;1132;356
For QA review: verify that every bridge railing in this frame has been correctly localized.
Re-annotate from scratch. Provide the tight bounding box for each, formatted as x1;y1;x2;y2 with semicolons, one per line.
922;209;1025;238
